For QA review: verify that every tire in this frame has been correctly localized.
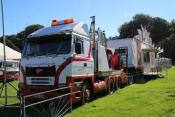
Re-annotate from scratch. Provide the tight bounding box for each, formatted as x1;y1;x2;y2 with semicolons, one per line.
107;78;115;94
81;83;92;104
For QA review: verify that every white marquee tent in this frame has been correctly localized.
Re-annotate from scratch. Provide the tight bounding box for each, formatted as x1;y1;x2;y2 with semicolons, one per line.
0;42;21;60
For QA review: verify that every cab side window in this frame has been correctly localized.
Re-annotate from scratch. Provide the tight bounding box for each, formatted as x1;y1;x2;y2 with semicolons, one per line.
75;37;84;55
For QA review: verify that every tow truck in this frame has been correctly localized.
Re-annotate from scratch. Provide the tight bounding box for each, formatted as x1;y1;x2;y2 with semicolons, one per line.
18;16;128;103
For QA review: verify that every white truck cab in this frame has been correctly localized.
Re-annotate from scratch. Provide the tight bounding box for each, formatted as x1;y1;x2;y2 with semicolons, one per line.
19;19;94;92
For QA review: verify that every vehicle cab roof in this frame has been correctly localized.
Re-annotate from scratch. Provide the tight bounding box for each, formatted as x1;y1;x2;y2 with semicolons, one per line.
28;22;90;38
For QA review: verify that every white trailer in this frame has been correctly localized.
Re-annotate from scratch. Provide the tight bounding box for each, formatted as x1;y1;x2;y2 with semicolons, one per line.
0;43;21;80
107;27;159;78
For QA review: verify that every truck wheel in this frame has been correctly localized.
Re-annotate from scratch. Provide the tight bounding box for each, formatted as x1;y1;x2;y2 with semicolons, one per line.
117;77;122;89
107;78;115;94
81;83;91;104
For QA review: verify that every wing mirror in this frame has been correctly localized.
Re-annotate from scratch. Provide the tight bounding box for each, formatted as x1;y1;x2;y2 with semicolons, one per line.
75;43;81;54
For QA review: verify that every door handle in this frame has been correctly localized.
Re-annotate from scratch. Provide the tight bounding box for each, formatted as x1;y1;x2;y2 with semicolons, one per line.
84;63;87;67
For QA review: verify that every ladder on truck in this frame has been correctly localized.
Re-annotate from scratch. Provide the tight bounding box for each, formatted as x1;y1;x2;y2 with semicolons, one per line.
117;47;128;71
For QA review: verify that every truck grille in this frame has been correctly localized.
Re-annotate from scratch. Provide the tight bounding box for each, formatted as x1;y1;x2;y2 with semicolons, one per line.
31;78;49;84
27;77;55;85
26;66;56;77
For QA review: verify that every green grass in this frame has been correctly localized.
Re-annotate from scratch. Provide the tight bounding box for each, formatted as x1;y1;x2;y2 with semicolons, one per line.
67;67;175;117
0;81;20;117
0;67;175;117
0;81;19;105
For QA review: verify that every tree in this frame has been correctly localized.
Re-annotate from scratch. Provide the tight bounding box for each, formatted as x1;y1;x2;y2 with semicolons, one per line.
167;33;175;64
169;19;175;34
0;24;44;52
118;14;152;38
117;14;175;64
16;24;44;50
133;14;152;30
17;24;44;39
150;17;171;44
118;14;171;44
159;33;175;64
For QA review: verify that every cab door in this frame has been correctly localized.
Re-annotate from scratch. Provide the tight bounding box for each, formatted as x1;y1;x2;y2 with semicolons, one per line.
72;36;87;77
72;35;94;76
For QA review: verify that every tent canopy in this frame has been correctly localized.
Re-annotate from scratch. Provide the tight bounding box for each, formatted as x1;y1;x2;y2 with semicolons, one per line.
0;42;21;60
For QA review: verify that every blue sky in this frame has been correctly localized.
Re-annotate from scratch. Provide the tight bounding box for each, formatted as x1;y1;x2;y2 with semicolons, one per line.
0;0;175;37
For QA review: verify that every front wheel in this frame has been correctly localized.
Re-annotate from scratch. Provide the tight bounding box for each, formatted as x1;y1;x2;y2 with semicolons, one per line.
81;83;92;104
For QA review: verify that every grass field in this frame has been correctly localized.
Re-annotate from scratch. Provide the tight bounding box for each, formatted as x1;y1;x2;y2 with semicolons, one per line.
0;67;175;117
0;81;19;105
0;81;20;117
67;67;175;117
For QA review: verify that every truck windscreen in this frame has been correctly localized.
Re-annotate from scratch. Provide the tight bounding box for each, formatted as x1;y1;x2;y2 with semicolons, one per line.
23;34;71;56
0;61;18;68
